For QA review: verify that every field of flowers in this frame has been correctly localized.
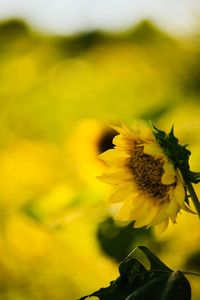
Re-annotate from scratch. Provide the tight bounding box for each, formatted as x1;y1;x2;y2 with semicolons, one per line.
0;19;199;299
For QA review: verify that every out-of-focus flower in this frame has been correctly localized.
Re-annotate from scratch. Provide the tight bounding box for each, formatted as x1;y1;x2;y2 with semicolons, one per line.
98;122;192;233
66;119;117;188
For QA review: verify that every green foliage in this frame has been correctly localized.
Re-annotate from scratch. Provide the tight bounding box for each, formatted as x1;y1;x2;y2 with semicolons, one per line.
97;218;153;262
79;246;191;300
152;125;200;184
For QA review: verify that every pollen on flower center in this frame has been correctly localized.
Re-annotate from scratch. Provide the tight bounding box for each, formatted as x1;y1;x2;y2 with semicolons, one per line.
131;145;169;199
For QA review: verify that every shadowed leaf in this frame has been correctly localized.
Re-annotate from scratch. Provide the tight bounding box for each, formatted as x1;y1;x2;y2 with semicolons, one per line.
79;246;191;300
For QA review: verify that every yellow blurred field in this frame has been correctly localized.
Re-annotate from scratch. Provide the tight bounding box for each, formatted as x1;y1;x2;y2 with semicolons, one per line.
0;19;199;299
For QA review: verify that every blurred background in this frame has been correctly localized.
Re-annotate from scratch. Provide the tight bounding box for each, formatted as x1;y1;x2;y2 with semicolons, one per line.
0;0;199;299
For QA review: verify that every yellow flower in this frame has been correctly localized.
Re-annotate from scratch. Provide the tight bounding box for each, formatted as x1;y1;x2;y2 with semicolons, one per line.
98;122;192;233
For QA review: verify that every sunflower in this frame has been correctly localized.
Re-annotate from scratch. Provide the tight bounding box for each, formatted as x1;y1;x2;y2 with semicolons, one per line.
98;122;193;233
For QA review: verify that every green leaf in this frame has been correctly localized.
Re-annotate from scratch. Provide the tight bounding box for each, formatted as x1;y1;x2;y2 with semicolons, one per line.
79;246;191;300
125;271;191;300
161;270;191;300
119;258;147;280
138;246;171;272
125;274;169;300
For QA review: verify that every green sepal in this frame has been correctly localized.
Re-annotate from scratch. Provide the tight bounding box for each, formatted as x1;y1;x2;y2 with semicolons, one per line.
152;125;200;184
188;171;200;184
79;246;191;300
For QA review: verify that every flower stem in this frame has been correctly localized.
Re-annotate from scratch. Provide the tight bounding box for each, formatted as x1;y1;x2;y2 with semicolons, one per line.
186;181;200;218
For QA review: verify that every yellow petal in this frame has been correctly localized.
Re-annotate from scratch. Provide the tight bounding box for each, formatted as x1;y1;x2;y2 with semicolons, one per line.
97;167;133;185
116;196;135;221
99;149;129;166
117;193;152;221
167;198;179;223
121;121;137;136
111;121;151;141
154;218;169;235
113;135;135;150
111;122;155;148
109;183;136;203
171;177;185;207
182;203;196;214
138;126;155;141
111;123;134;138
112;135;125;147
128;194;159;222
132;199;150;227
143;143;164;159
161;161;176;185
134;203;160;228
149;201;169;226
134;219;148;228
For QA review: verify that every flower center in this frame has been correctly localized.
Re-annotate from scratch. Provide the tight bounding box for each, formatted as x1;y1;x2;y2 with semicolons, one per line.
131;145;169;199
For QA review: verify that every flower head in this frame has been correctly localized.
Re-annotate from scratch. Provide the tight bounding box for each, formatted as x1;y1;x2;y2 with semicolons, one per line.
98;122;194;233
